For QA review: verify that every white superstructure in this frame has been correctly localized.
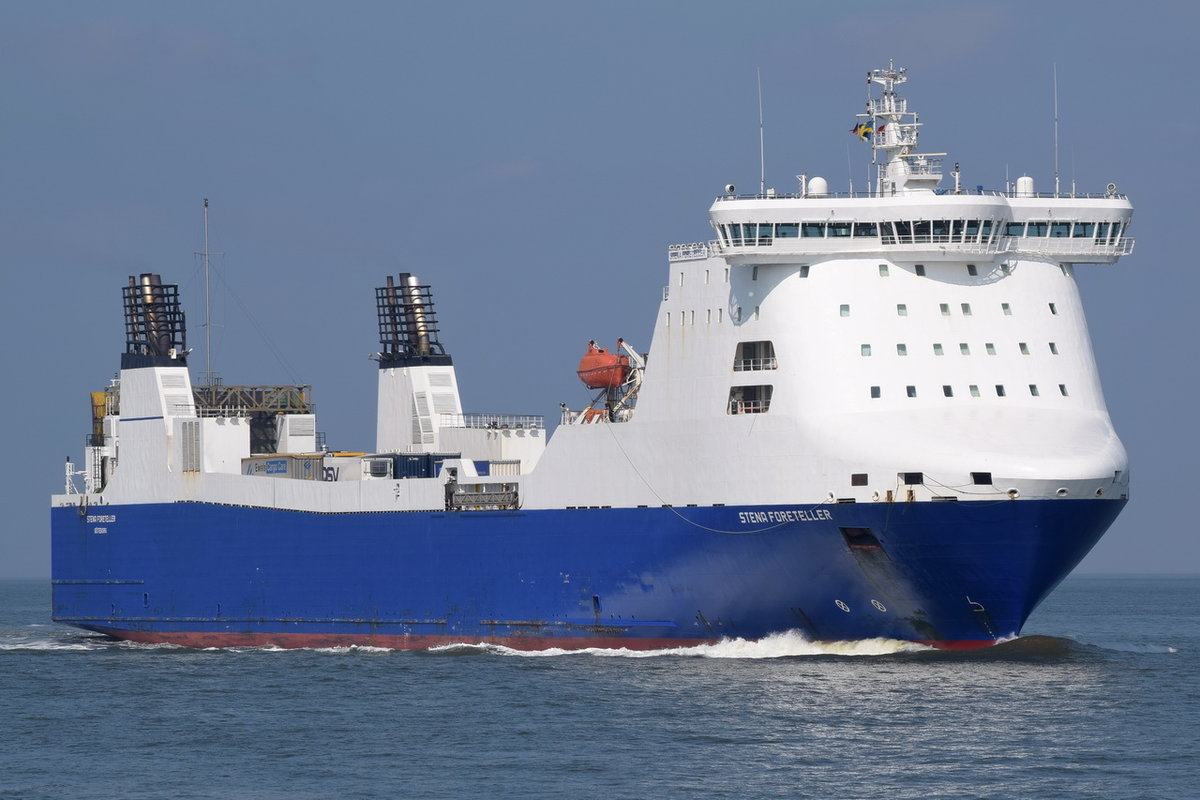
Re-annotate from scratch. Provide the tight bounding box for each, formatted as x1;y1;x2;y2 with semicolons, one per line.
55;64;1131;523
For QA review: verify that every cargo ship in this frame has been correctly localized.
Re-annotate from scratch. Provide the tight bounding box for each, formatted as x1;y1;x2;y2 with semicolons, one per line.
51;64;1133;650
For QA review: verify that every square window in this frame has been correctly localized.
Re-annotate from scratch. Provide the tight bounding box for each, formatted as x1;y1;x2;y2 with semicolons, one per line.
851;473;868;486
897;304;908;316
705;269;710;285
870;386;881;399
1029;384;1040;396
940;303;950;316
961;303;972;316
861;344;872;356
1019;342;1030;355
1049;302;1058;315
799;265;810;278
959;343;970;355
896;344;907;356
915;264;926;276
1002;303;1012;315
1059;384;1069;396
900;472;923;485
995;385;1006;397
906;385;917;398
986;343;997;355
943;385;953;397
840;304;850;317
969;384;980;397
971;471;992;485
1049;342;1059;354
967;264;978;276
879;264;889;276
933;343;944;356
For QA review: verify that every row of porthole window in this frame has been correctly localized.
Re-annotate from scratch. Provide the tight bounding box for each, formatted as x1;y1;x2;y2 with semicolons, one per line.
840;302;1058;317
869;384;1069;398
863;342;1058;356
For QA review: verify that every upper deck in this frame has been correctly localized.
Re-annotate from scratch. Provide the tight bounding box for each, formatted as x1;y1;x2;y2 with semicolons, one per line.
695;185;1133;264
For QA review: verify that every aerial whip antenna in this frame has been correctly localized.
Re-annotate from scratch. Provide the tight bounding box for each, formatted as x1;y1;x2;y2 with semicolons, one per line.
757;67;766;195
1053;63;1061;198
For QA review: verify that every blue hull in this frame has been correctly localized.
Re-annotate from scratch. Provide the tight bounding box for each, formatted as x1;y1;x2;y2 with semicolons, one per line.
51;498;1124;649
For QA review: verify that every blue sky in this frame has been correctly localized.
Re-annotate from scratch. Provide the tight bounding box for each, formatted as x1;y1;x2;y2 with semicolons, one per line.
2;0;1196;576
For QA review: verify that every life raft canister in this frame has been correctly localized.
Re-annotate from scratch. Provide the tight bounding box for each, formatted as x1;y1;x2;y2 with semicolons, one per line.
576;340;630;389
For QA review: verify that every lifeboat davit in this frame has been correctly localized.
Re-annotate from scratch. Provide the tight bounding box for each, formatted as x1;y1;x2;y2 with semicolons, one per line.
577;340;630;389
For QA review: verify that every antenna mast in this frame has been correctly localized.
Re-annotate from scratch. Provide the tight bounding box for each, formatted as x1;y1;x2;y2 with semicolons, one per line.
199;198;220;386
757;68;765;195
1053;63;1060;197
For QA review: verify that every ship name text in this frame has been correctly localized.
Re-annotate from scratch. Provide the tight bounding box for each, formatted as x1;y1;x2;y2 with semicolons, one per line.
738;508;832;525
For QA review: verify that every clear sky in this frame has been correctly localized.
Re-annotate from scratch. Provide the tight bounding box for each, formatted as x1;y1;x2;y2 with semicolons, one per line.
2;0;1196;577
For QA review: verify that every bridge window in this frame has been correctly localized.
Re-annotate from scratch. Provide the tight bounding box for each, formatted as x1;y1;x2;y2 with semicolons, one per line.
1050;222;1070;238
828;222;852;237
1027;221;1048;237
1095;222;1110;242
854;222;878;237
1073;223;1094;238
1110;222;1123;242
931;220;951;239
1005;221;1025;236
728;385;772;414
802;222;826;237
776;223;799;238
980;220;994;240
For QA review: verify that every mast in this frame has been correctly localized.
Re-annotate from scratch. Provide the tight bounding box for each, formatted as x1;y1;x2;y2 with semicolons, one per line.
202;198;213;385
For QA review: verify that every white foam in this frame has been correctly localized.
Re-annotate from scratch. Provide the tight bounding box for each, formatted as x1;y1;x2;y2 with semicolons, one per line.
427;630;930;659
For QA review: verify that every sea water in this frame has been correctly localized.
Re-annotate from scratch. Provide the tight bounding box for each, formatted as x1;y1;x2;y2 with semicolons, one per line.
0;575;1196;800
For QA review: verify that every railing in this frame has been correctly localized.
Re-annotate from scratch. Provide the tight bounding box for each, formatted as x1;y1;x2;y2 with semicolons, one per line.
713;189;1128;202
668;242;710;261
733;357;778;372
728;400;771;414
440;413;545;430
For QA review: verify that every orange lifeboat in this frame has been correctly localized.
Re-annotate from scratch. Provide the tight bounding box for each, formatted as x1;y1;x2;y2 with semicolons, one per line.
577;340;630;389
